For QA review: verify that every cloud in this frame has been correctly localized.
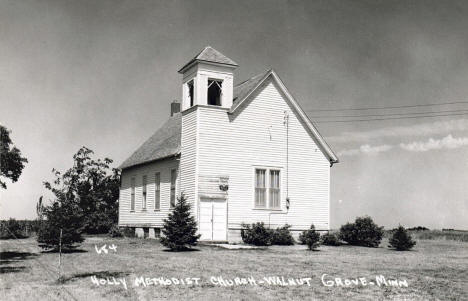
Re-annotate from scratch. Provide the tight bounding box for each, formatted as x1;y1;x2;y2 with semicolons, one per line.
328;119;468;143
338;134;468;156
338;144;393;156
400;134;468;152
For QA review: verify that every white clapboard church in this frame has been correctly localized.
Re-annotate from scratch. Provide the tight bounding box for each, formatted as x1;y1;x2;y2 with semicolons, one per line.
118;46;339;241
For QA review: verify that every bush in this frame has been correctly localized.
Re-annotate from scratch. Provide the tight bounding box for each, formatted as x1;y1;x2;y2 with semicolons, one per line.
407;226;429;231
389;225;416;251
120;227;136;238
108;225;124;238
241;222;273;246
299;224;320;250
160;195;200;251
298;232;306;245
271;225;295;245
339;216;384;247
0;219;27;239
321;232;341;246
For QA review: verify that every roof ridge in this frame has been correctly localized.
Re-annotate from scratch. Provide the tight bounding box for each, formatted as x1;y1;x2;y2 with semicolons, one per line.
119;114;182;169
179;46;238;73
234;70;270;87
192;46;210;60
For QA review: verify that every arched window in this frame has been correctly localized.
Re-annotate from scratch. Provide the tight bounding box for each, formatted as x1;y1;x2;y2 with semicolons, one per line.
187;80;194;107
207;79;222;106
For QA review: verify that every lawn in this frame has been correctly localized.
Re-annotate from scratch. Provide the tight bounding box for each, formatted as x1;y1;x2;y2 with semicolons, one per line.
1;236;466;300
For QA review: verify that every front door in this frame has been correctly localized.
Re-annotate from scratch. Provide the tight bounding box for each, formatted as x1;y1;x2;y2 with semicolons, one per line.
199;198;227;241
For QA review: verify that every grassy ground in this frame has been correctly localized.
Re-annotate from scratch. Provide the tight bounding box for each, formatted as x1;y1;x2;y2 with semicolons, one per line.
1;236;467;301
409;230;468;242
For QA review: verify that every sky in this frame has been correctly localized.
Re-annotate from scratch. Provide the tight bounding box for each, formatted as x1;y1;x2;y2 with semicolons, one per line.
1;0;467;229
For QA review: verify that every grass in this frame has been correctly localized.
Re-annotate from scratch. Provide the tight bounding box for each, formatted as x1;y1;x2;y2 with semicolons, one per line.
0;236;467;300
409;230;468;242
382;229;468;242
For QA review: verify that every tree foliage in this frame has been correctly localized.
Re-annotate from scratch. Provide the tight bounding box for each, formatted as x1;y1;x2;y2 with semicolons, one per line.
0;125;28;189
43;147;120;234
339;216;384;247
160;194;200;251
389;225;416;251
0;218;28;239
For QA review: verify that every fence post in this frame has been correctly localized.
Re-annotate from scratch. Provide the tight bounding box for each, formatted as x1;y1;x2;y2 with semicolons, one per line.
58;228;62;280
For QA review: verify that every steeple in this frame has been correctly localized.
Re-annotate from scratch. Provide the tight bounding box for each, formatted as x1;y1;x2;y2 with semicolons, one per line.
179;46;238;111
178;46;238;74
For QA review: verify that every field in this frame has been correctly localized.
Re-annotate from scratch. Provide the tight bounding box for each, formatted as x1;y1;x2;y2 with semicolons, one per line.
1;236;467;301
409;230;468;242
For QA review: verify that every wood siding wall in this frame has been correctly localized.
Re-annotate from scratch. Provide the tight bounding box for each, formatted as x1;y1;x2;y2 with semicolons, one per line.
119;158;179;227
196;79;330;231
180;109;198;217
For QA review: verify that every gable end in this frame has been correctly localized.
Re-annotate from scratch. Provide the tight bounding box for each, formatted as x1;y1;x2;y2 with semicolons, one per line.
229;70;339;165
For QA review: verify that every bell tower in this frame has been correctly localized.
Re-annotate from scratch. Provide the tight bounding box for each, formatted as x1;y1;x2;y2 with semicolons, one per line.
178;46;239;220
178;46;238;111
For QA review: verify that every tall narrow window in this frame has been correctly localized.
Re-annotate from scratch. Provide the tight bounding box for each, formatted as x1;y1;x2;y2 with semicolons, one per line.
170;169;177;208
142;175;147;210
269;170;280;209
207;79;222;106
255;169;266;208
188;80;194;107
154;172;160;210
130;177;135;211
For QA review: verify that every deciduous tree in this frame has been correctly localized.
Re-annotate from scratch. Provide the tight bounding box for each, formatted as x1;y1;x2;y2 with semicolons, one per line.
43;146;120;234
0;125;28;189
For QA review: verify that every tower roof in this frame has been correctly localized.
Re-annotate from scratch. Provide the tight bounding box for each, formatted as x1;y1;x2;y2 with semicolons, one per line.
178;46;238;73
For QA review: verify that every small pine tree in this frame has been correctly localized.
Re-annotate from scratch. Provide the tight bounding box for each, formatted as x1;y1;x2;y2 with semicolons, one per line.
37;200;84;250
389;225;416;251
160;195;200;251
300;224;321;250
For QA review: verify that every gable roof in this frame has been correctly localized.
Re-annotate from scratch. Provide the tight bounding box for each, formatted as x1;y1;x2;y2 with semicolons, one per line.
120;70;339;170
119;113;181;169
178;46;238;73
230;69;339;165
233;69;271;106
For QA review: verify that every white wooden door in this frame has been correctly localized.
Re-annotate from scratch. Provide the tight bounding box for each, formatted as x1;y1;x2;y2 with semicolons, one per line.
199;200;213;240
199;199;227;241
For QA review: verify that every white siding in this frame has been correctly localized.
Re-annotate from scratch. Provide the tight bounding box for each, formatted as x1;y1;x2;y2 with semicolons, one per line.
196;78;330;231
119;158;179;227
180;109;198;217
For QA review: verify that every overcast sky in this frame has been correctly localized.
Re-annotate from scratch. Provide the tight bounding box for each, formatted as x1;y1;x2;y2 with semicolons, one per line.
1;0;467;229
